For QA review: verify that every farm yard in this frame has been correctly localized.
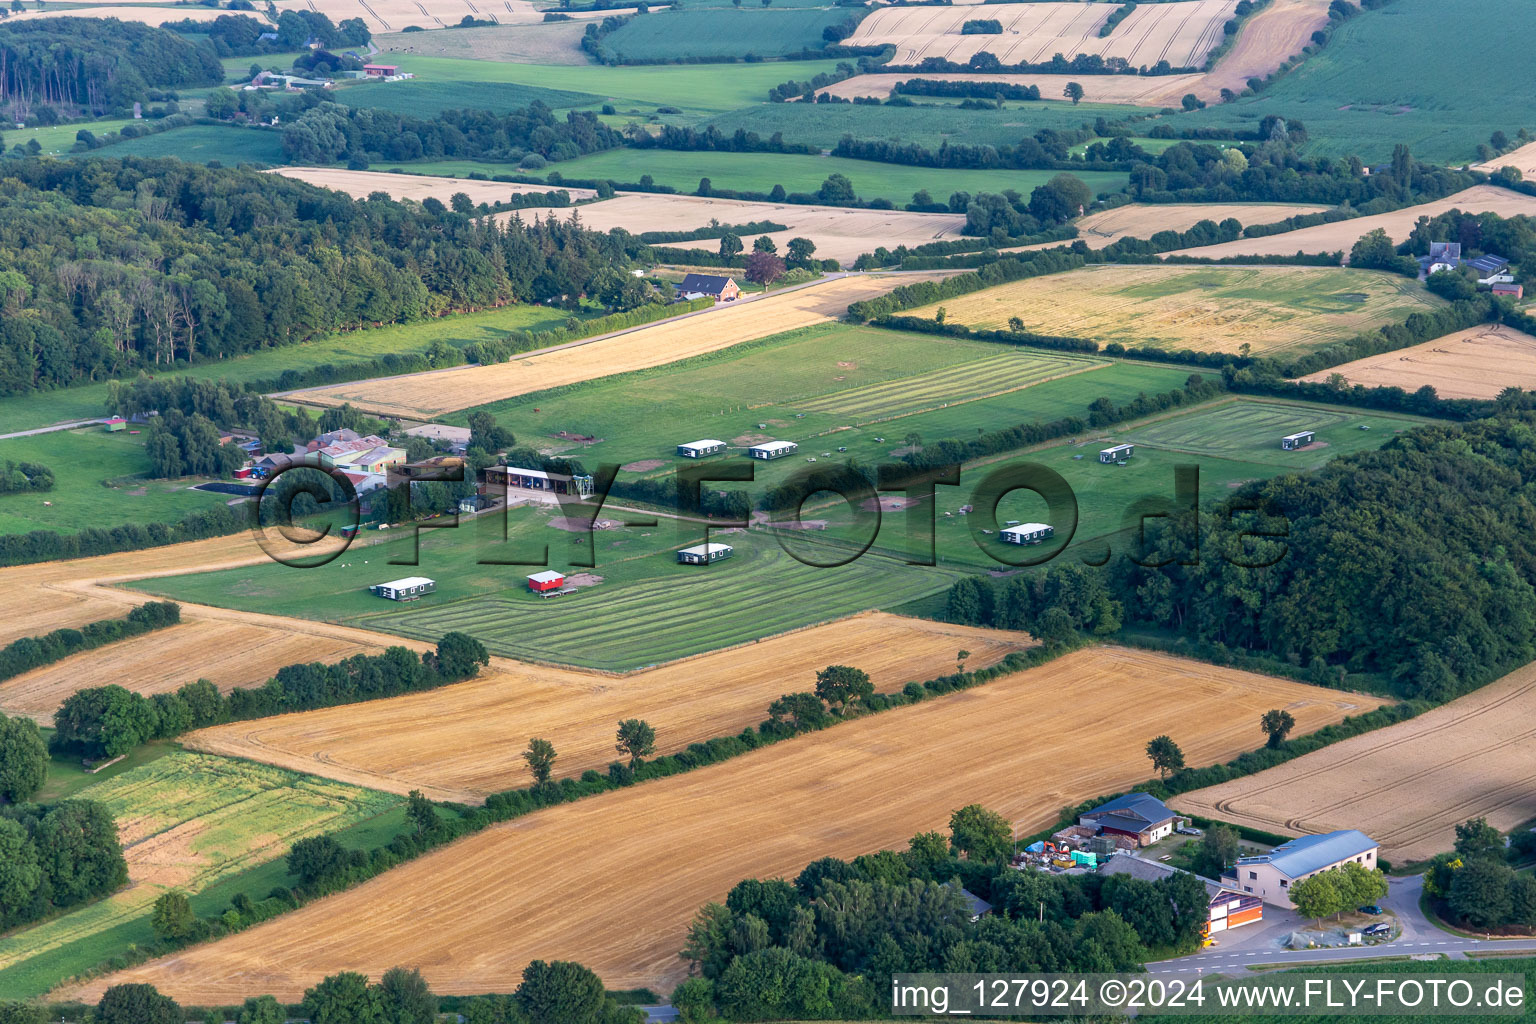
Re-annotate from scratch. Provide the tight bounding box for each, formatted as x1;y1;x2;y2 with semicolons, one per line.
525;192;970;265
284;274;952;418
271;167;598;203
70;647;1377;1002
184;613;1028;802
0;619;379;725
1297;324;1536;400
1168;185;1536;259
905;264;1443;356
0;753;399;1001
1124;398;1434;470
1176;660;1536;864
849;1;1239;70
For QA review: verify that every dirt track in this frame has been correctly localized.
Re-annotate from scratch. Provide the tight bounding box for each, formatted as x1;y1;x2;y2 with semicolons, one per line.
71;646;1376;1002
1296;324;1536;400
286;274;950;419
1176;660;1536;863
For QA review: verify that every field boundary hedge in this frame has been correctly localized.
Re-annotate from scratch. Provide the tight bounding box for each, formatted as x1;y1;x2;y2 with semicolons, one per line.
0;601;180;684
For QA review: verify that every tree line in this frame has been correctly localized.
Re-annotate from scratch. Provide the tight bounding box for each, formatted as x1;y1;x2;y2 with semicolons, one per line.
1423;818;1536;932
162;11;369;58
0;601;179;687
50;633;489;760
0;798;127;933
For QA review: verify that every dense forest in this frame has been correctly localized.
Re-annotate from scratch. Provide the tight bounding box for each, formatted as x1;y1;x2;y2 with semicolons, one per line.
0;799;127;932
0;19;221;121
0;156;648;396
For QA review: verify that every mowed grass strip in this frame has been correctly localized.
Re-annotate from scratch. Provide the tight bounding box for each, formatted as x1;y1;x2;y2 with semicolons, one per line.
910;264;1444;356
71;646;1381;1002
793;350;1107;419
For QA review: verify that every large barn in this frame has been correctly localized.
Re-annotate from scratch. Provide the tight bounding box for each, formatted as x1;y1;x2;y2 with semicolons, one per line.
369;577;435;601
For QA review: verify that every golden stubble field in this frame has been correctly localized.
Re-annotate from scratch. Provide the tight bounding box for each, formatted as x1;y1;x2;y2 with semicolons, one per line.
185;613;1029;803
74;646;1378;1002
1169;185;1536;259
526;193;969;265
908;263;1441;355
288;273;951;418
1003;202;1330;254
849;0;1237;70
1177;660;1536;863
271;0;632;33
272;168;599;204
1296;324;1536;400
820;72;1204;104
1475;139;1536;179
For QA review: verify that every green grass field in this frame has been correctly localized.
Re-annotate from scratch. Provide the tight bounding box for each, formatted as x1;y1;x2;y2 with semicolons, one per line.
336;79;605;118
0;752;400;1000
1127;398;1435;470
367;55;849;114
600;7;859;61
522;149;1128;205
89;124;286;166
1179;0;1536;163
6;118;136;156
0;427;231;537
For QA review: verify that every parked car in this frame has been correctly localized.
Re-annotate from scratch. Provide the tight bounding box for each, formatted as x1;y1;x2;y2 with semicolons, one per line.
1359;905;1383;915
1363;922;1391;936
1176;826;1203;836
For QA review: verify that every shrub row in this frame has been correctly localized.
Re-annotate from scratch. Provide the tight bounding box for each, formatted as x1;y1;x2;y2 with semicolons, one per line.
0;502;250;569
0;602;179;684
636;220;786;244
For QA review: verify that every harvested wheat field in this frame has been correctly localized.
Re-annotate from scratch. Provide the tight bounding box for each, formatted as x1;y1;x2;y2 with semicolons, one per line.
76;647;1376;1002
849;0;1237;69
1169;185;1536;259
530;192;967;265
818;72;1204;105
0;619;378;726
1474;140;1536;179
185;613;1027;803
1179;0;1333;103
271;168;597;204
1296;324;1536;400
1177;661;1536;863
271;0;629;33
286;273;949;418
1005;202;1330;253
3;5;244;24
908;264;1440;355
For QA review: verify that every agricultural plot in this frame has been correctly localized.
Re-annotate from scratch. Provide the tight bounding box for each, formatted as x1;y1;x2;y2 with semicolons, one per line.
0;619;378;725
0;753;398;999
5;118;137;157
1176;659;1536;863
186;613;1028;802
76;647;1377;1001
1169;185;1536;259
286;274;952;418
271;0;628;34
1125;398;1432;470
600;7;857;61
527;150;1126;208
0;428;229;539
819;72;1205;106
271;167;598;203
849;1;1237;70
1006;201;1330;253
92;125;286;166
336;79;605;117
1475;139;1536;179
1297;324;1536;400
909;264;1445;356
375;22;591;65
533;192;969;265
1182;0;1333;103
2;6;243;25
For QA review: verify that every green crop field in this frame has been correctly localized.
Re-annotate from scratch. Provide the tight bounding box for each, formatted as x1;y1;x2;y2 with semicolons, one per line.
601;7;859;61
0;427;231;537
0;753;400;1000
527;149;1128;205
89;124;286;166
367;55;848;114
337;79;604;118
1181;0;1536;163
1126;398;1434;470
6;118;136;156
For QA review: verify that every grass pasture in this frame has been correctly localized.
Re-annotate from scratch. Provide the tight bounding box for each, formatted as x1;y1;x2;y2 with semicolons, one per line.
6;118;136;156
90;124;286;165
912;264;1444;356
75;647;1378;1001
0;753;400;1000
600;7;858;61
336;79;603;118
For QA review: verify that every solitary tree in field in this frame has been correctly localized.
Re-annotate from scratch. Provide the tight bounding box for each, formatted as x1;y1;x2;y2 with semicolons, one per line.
814;665;873;712
1007;316;1025;333
903;431;923;450
406;789;437;835
523;738;557;785
1064;81;1084;105
1146;735;1185;778
615;718;656;769
1260;709;1296;748
956;649;971;673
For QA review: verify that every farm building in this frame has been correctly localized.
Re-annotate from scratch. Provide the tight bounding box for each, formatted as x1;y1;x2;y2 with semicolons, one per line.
676;274;740;302
363;64;398;78
1222;829;1380;908
1494;282;1524;299
486;466;596;498
677;439;727;459
748;440;799;460
526;570;566;593
999;522;1053;545
1099;443;1134;464
1418;242;1462;278
104;417;126;432
1280;430;1315;450
677;542;733;565
1079;792;1176;847
1468;253;1512;283
369;576;435;601
1099;853;1263;934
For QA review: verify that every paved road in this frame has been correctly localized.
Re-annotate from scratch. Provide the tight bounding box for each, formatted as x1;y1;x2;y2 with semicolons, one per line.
637;1006;677;1022
0;417;107;440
